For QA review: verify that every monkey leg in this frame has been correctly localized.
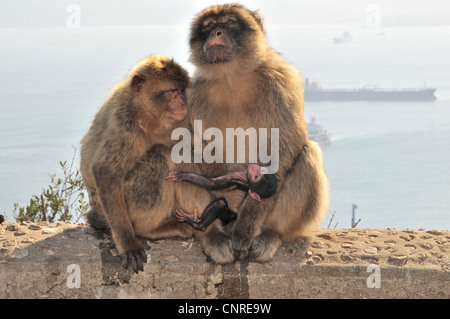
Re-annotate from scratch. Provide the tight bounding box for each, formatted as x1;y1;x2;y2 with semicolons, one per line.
231;196;277;261
247;229;282;262
83;180;110;232
85;208;110;234
201;225;235;264
139;218;195;240
94;166;150;274
267;141;329;240
176;198;237;231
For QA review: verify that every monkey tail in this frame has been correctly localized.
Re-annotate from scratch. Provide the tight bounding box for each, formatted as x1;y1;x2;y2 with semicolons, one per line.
85;209;111;234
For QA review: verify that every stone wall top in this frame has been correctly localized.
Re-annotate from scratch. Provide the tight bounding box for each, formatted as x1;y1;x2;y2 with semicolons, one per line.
0;221;449;299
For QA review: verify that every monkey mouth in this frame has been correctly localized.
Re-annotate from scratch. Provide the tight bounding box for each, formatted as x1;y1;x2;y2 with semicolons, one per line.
206;43;230;50
169;112;187;121
205;35;230;50
205;45;233;64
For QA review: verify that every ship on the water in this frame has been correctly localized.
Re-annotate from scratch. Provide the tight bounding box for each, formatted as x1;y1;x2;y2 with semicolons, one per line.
333;31;352;44
307;118;331;145
304;79;437;102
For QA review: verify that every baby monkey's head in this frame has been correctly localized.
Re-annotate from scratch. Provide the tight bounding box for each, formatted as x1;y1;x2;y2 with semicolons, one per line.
246;164;279;201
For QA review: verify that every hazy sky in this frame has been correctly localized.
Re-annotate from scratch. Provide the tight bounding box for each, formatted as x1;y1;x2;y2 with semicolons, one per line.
1;0;449;28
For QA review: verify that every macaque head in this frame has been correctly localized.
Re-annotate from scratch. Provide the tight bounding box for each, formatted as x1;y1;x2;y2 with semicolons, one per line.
246;164;279;201
130;55;190;134
189;4;267;66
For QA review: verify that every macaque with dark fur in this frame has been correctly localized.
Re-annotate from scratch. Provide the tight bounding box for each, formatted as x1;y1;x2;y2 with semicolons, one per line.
167;164;279;232
166;164;279;202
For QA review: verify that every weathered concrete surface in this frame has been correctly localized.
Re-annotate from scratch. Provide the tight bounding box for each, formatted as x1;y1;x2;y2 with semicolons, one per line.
0;222;448;299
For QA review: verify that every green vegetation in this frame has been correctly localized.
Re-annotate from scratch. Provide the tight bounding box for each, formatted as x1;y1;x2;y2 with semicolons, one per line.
13;148;88;223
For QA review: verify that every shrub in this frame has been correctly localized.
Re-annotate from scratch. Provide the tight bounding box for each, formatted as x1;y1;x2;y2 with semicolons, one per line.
13;147;88;223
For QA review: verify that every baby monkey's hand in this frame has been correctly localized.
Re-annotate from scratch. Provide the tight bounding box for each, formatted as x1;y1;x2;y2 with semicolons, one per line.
165;170;183;182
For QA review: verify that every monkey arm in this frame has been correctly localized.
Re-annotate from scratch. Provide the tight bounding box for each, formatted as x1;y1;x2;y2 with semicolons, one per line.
166;170;246;190
176;198;237;231
93;163;149;273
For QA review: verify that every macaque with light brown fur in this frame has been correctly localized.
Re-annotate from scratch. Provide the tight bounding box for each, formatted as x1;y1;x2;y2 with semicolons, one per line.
188;4;329;264
80;55;211;273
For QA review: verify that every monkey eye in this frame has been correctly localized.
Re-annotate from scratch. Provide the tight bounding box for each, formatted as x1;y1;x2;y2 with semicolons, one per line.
226;18;237;24
202;20;216;32
156;88;177;98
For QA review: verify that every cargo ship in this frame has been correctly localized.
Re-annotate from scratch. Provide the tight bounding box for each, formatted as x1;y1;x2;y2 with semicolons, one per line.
333;31;352;44
304;79;437;102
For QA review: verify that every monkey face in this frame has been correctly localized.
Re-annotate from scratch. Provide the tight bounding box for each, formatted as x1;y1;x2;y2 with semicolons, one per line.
156;88;188;122
247;164;279;200
129;56;190;135
201;15;240;64
247;163;264;184
137;84;188;129
189;4;266;66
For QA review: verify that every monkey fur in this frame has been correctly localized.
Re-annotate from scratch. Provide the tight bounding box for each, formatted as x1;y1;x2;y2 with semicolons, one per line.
187;4;330;263
80;55;211;273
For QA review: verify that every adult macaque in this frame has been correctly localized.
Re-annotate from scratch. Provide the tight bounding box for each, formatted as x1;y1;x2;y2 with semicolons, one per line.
188;4;329;263
80;55;211;273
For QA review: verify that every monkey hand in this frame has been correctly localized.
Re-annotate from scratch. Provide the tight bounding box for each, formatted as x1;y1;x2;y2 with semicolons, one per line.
165;171;182;182
120;242;151;274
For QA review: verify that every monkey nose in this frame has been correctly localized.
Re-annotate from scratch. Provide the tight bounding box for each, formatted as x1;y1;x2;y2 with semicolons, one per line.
211;29;222;38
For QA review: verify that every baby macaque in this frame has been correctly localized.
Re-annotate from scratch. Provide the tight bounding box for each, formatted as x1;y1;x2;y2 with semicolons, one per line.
166;164;279;202
166;164;279;231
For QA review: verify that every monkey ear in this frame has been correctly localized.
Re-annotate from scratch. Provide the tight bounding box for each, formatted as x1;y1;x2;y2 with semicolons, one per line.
248;190;261;202
131;75;145;93
252;11;264;32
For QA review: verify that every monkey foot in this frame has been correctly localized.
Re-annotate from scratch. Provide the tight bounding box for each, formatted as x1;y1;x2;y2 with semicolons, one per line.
202;228;235;264
248;230;282;262
120;243;150;274
176;207;200;224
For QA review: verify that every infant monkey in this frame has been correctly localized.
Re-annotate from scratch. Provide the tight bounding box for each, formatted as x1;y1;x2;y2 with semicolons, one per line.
165;164;279;231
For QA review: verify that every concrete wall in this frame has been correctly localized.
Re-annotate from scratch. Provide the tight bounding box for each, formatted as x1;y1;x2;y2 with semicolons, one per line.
0;222;448;299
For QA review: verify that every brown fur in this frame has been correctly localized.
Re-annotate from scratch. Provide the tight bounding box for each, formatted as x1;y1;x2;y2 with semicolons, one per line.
188;4;329;263
80;55;211;271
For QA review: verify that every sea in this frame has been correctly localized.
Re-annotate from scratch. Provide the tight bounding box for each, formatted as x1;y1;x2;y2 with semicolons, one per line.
1;24;449;230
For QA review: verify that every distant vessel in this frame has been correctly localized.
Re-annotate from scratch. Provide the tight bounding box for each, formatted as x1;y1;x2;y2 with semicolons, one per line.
307;118;331;145
333;31;352;44
304;79;437;102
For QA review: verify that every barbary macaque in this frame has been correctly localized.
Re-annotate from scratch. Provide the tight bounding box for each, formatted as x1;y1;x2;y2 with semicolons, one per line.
80;55;212;273
188;4;329;263
167;164;279;233
166;164;279;202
